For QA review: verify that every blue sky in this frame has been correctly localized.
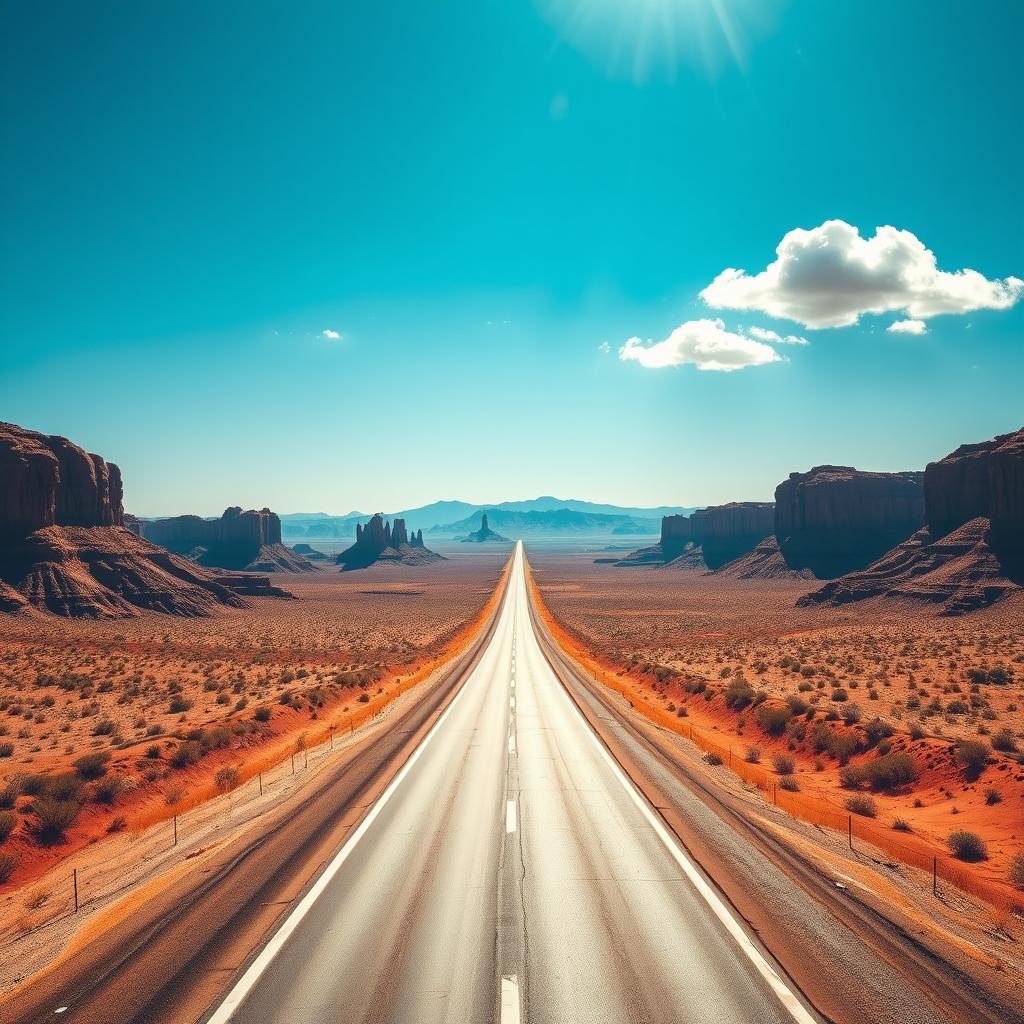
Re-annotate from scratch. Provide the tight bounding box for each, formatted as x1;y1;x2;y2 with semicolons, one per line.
2;1;1021;515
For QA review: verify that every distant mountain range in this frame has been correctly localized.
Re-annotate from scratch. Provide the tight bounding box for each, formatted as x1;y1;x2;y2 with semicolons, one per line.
279;497;697;539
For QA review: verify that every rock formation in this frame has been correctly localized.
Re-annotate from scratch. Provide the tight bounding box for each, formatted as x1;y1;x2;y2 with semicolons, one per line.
713;536;815;581
291;542;330;561
0;421;124;540
461;513;511;543
613;503;772;570
0;422;252;618
337;514;446;570
123;514;146;538
802;427;1024;613
694;502;775;570
775;466;925;578
146;507;315;573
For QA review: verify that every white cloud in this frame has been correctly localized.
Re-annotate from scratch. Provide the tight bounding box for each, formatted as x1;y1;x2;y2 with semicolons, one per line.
597;341;611;353
887;318;928;336
322;328;342;340
700;220;1023;329
746;325;808;346
619;318;781;372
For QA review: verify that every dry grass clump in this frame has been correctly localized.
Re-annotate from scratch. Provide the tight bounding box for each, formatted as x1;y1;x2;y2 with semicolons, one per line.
947;830;988;862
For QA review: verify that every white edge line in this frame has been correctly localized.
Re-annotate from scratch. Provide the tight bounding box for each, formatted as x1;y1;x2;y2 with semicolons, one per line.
205;574;516;1023
531;609;817;1023
505;799;517;834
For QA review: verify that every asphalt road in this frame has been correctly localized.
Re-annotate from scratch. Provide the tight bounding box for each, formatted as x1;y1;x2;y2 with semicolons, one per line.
210;543;812;1024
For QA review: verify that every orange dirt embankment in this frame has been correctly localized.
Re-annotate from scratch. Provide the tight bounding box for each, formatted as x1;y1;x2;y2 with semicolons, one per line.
526;562;1024;914
1;555;512;893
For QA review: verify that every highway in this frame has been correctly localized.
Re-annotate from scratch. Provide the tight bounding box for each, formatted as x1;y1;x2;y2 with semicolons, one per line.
209;543;813;1024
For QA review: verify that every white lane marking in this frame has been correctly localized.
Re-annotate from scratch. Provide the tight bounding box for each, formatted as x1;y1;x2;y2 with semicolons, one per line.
508;732;515;754
501;974;521;1023
532;624;816;1023
506;799;517;833
206;587;517;1023
54;1010;68;1016
510;695;516;709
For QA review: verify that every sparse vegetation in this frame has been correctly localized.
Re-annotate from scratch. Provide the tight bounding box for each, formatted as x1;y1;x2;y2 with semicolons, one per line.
845;794;877;818
947;830;988;862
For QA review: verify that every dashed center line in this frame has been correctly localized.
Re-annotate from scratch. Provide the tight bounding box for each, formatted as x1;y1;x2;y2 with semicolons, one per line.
506;799;517;834
501;974;521;1022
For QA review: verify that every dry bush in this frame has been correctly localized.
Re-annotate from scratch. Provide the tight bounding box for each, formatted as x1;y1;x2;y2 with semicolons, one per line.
0;851;17;884
215;766;241;791
31;797;82;843
947;830;988;862
0;809;17;842
845;794;877;818
772;753;796;775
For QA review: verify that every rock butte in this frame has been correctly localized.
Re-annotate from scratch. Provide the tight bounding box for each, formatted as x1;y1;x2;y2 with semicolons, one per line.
804;426;1024;613
337;514;445;570
144;507;315;573
0;422;254;618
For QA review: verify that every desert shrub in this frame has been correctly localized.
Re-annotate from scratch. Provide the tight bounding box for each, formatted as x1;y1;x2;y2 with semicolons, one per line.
909;724;925;741
0;741;13;758
91;776;125;804
92;718;116;736
0;784;17;809
146;744;161;759
1010;853;1024;890
215;766;241;791
984;787;1002;805
0;810;17;842
892;818;912;832
703;752;723;766
831;688;848;702
863;718;894;746
991;730;1018;753
954;739;990;780
0;852;17;884
757;705;792;737
779;776;800;791
772;753;796;775
839;764;866;789
32;797;82;843
107;815;127;833
947;830;988;862
842;704;862;726
845;794;877;817
73;752;110;780
170;740;202;769
724;678;756;710
358;693;370;703
253;706;271;723
676;706;688;717
786;695;809;715
745;746;762;764
168;696;193;714
164;784;185;806
863;752;918;791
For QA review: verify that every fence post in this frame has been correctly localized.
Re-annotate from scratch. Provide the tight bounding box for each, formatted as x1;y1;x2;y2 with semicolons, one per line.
258;772;263;796
773;784;777;806
304;749;308;769
729;748;733;768
73;868;79;913
291;753;295;775
847;815;852;850
173;814;178;847
933;857;938;896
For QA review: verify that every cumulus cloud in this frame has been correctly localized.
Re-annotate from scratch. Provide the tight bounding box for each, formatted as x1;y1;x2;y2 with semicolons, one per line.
619;318;781;372
887;318;928;336
746;326;808;346
700;220;1023;329
322;328;342;340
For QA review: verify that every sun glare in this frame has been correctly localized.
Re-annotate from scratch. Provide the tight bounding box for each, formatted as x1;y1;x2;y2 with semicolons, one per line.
535;0;782;81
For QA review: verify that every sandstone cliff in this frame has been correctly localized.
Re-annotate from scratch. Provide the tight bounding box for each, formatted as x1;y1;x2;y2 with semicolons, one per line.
775;466;925;578
337;514;446;570
146;507;315;573
802;426;1024;613
0;423;251;618
694;501;774;570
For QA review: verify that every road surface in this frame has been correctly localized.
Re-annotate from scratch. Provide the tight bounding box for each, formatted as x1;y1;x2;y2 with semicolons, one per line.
209;542;813;1024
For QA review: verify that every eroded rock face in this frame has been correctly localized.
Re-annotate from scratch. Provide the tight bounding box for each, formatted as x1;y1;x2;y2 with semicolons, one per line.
338;513;445;570
146;507;312;572
0;422;124;541
660;515;691;562
925;426;1024;574
693;501;775;570
775;466;925;578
